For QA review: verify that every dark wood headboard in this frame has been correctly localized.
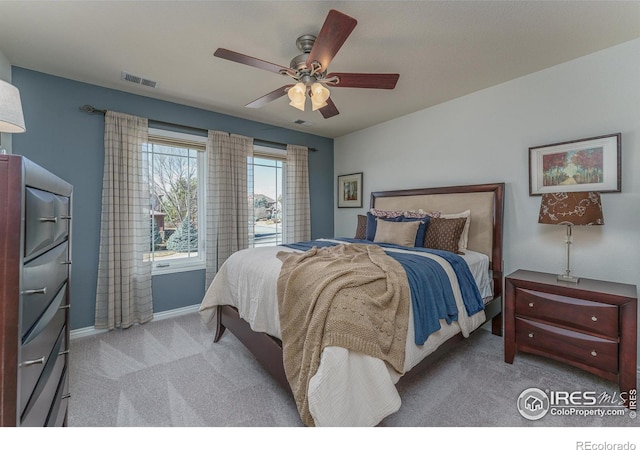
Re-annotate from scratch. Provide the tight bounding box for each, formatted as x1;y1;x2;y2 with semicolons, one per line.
370;182;505;299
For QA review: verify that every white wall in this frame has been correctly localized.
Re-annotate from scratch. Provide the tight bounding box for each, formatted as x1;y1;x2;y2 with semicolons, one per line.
335;38;640;365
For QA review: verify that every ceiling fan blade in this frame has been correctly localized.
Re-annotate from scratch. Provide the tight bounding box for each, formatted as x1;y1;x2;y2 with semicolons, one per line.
319;97;339;119
214;48;289;75
306;10;357;71
246;85;293;108
327;73;399;89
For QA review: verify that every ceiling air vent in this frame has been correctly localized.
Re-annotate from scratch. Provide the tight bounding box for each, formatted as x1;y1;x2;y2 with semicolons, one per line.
121;71;157;88
294;119;313;127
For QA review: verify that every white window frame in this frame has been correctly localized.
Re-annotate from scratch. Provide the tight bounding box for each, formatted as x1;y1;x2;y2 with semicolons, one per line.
249;145;286;248
147;128;207;275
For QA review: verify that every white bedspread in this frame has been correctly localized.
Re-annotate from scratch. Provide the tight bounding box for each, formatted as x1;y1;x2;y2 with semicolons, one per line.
199;240;489;426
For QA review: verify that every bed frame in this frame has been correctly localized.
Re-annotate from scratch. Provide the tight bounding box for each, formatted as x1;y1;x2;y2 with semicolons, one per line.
214;182;505;395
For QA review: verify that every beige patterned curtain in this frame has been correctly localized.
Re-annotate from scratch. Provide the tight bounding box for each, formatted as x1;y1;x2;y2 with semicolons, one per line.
285;144;311;243
205;131;253;287
95;111;152;330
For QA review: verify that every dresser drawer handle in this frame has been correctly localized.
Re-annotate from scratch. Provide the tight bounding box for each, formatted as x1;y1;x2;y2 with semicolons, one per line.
60;260;72;265
23;287;47;295
528;333;534;338
59;304;70;310
591;350;598;357
22;356;46;367
591;316;598;322
59;350;70;356
528;302;534;308
59;215;72;220
61;394;71;400
39;216;58;223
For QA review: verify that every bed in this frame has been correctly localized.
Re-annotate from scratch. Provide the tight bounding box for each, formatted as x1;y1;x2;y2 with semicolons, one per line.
199;182;505;426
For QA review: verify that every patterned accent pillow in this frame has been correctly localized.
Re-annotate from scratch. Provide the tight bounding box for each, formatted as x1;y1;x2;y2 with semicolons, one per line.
369;208;404;218
423;217;467;254
370;208;441;219
417;209;442;219
441;209;470;251
354;214;367;239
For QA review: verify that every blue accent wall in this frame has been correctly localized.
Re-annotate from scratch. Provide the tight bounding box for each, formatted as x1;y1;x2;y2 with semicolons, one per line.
11;67;334;330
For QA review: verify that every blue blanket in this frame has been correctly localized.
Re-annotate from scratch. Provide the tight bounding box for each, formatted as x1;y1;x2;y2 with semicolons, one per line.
282;238;484;345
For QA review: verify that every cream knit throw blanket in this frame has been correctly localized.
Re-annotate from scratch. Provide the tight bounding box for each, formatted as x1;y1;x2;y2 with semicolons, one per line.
276;243;410;426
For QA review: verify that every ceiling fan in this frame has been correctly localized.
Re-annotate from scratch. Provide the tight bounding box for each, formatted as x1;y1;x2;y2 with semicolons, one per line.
213;9;400;119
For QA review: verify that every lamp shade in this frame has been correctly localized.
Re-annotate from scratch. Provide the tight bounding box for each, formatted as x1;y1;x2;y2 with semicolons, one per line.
287;82;306;111
0;80;26;133
310;82;330;111
538;191;604;226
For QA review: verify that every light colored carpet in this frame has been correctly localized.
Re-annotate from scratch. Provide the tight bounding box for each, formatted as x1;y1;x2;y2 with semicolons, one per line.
68;311;638;428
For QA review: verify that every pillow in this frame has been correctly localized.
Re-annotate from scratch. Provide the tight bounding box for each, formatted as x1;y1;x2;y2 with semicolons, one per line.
423;217;467;254
400;216;430;247
441;210;471;251
354;214;367;240
365;212;402;241
404;210;441;219
374;220;421;247
369;208;404;219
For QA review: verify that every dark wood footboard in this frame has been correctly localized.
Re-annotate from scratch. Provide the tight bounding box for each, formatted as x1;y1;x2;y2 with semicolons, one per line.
215;295;502;394
215;304;292;395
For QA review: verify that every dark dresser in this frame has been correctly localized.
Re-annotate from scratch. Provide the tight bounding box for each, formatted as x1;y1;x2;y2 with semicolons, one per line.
0;154;72;426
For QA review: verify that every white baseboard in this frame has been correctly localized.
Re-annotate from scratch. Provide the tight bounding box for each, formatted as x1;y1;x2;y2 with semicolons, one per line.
69;304;200;340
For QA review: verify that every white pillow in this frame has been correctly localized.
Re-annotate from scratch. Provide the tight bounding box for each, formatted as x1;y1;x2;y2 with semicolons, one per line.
441;210;471;251
373;219;420;247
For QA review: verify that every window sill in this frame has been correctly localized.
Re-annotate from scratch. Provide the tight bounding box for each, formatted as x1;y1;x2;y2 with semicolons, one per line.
151;261;205;276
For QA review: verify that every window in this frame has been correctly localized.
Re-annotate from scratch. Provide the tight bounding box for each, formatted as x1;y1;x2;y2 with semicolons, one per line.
248;146;285;247
143;129;206;273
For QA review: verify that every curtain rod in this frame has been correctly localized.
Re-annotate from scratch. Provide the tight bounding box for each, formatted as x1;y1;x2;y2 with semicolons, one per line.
79;104;317;152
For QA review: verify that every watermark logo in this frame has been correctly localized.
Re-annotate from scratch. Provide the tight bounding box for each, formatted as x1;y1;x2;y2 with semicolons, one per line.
517;388;636;421
517;387;550;420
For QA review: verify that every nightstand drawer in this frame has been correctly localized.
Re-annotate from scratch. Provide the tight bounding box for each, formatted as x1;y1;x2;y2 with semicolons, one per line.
516;318;618;374
515;288;618;338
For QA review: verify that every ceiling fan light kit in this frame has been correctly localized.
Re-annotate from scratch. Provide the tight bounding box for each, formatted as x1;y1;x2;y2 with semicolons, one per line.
213;9;399;119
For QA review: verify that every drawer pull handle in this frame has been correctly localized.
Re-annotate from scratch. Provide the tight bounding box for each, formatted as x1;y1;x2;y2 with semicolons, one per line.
39;216;58;223
591;316;598;322
23;287;47;295
59;350;70;356
528;302;534;308
60;215;72;220
61;260;72;265
528;333;534;338
22;356;46;367
59;304;70;310
591;350;598;357
61;394;71;400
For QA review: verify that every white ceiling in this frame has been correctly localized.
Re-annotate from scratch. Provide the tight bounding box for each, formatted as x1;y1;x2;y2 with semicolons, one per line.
0;1;638;139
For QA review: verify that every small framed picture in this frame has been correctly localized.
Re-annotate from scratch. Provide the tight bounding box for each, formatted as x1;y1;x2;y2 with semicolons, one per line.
337;172;363;208
529;133;621;196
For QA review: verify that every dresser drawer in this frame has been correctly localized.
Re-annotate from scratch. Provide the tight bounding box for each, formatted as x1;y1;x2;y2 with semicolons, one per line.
19;285;67;414
21;242;69;337
24;187;70;260
515;287;619;338
516;317;618;374
46;366;69;427
20;328;66;427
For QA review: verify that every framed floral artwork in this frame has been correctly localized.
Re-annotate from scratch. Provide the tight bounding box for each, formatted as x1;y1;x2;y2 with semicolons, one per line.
529;133;621;196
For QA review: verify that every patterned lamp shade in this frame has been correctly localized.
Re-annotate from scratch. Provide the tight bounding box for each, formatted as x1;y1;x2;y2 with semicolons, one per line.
538;192;604;226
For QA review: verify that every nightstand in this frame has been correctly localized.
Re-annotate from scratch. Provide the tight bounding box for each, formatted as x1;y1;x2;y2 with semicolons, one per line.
504;269;637;407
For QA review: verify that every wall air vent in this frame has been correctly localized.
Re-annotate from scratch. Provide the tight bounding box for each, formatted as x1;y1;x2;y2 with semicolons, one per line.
121;71;157;88
294;119;314;126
